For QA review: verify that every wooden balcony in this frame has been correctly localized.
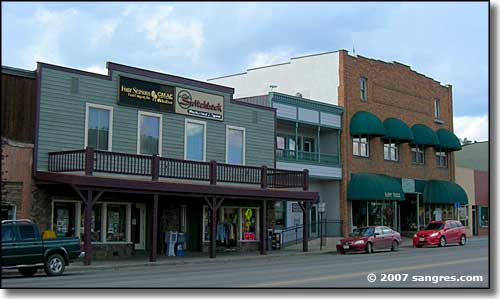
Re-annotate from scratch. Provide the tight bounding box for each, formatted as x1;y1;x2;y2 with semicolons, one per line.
48;147;309;190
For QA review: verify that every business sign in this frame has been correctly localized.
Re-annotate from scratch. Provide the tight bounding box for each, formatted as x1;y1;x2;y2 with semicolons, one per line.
119;76;175;112
175;88;224;121
401;178;415;193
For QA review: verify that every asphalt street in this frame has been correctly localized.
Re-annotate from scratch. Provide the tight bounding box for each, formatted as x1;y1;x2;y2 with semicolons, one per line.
2;238;489;288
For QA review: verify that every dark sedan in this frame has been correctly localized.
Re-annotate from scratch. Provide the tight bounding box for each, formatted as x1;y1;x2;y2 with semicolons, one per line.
336;226;401;254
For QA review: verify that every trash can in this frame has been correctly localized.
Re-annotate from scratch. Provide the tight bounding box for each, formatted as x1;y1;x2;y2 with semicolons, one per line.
174;242;184;257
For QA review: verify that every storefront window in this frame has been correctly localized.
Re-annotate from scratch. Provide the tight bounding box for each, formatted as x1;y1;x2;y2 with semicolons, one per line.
479;206;489;227
203;206;219;242
227;126;245;165
139;112;161;155
53;202;76;237
223;208;239;245
1;205;15;221
352;201;368;229
241;208;258;241
80;204;102;242
381;201;395;229
185;120;205;161
106;205;126;242
274;201;285;228
368;202;382;226
87;105;111;151
458;206;469;227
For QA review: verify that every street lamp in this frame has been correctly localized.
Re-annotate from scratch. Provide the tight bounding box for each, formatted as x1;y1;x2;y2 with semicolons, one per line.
318;202;326;251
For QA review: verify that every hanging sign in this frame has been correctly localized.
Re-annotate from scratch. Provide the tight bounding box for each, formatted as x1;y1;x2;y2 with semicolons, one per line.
119;76;175;112
175;88;224;121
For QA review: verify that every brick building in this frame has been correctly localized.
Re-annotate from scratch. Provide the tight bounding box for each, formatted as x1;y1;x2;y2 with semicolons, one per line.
210;49;467;237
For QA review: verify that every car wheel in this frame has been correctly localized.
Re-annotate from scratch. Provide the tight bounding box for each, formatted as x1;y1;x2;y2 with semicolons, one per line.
44;253;65;276
439;236;446;247
391;240;399;251
365;242;373;254
18;267;38;277
459;235;466;246
339;250;346;255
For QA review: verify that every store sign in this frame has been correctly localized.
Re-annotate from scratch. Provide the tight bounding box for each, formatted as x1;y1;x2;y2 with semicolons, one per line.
243;232;256;240
384;192;402;199
175;88;224;121
402;178;415;193
119;76;175;112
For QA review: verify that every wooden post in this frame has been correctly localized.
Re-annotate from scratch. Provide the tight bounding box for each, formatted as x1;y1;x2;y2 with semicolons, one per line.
151;154;159;181
260;200;267;255
303;169;309;191
83;190;93;265
302;201;309;252
209;160;217;185
260;166;268;189
85;147;94;176
210;197;217;258
150;194;159;262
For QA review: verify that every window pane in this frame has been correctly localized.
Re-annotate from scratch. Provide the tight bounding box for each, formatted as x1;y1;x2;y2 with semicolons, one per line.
276;136;285;149
106;205;126;242
384;144;390;160
140;115;160;155
81;204;102;242
227;128;244;165
288;137;296;151
186;122;204;160
353;139;359;156
19;225;36;240
361;143;368;157
2;226;15;241
480;207;489;227
53;202;76;237
88;107;110;150
242;208;257;240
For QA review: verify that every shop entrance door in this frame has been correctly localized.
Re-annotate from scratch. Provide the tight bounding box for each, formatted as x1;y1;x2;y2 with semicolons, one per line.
187;205;201;251
132;203;146;250
400;193;418;232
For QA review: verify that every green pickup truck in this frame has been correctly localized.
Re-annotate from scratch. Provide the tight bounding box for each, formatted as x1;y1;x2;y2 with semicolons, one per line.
1;219;83;277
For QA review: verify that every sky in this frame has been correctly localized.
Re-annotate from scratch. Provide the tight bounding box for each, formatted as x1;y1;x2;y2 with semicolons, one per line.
1;2;489;141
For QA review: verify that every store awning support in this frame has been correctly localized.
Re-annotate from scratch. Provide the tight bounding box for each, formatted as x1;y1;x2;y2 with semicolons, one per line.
260;200;267;255
149;194;159;262
204;196;224;258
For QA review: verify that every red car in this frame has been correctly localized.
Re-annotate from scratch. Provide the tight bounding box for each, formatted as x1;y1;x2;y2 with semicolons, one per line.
413;220;466;248
336;226;401;254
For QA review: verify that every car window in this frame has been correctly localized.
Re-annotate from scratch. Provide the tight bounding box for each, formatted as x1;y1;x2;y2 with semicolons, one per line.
425;222;444;230
2;226;15;242
374;227;382;235
455;221;463;227
351;227;374;237
382;227;392;234
450;222;457;228
18;225;36;240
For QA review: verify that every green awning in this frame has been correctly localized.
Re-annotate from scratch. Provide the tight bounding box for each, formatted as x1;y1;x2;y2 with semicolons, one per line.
436;129;462;151
410;124;439;146
348;173;404;201
383;118;414;142
423;180;468;204
350;111;386;137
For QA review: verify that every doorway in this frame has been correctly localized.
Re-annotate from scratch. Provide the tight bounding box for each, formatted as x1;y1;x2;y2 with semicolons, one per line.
132;203;146;250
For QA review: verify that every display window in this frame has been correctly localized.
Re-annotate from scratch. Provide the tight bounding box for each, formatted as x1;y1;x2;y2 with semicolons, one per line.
241;208;257;241
53;202;76;237
80;204;102;242
203;206;259;243
106;204;126;242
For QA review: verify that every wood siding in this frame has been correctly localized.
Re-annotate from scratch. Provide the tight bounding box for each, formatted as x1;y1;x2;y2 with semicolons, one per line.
1;73;37;143
36;67;275;172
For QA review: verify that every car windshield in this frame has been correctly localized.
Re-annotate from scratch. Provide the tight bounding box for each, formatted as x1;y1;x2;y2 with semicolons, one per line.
425;223;444;230
351;227;374;237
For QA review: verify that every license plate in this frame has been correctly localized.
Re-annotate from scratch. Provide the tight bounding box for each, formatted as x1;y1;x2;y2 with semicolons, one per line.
419;237;425;242
343;244;349;249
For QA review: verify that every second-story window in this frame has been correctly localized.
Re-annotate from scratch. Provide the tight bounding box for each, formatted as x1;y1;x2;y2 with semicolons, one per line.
411;145;425;164
436;150;448;168
360;77;368;101
85;103;113;151
185;119;206;161
226;126;245;165
384;141;399;161
353;136;369;157
434;98;441;119
138;111;162;156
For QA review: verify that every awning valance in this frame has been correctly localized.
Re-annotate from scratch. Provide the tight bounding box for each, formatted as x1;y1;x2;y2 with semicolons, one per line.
347;173;404;201
410;124;439;146
423;180;468;205
436;129;462;151
383;118;414;142
350;111;385;137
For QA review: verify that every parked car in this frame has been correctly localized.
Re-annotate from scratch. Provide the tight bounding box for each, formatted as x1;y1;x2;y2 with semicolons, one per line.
1;219;84;277
413;220;466;248
336;226;401;254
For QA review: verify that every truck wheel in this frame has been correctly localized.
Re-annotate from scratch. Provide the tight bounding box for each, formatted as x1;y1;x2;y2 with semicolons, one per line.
44;253;65;276
18;267;38;277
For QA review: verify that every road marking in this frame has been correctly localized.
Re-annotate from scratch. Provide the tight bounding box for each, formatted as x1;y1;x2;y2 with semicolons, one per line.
243;256;488;287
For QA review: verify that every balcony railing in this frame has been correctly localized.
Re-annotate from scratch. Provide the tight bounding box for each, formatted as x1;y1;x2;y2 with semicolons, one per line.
276;149;340;166
47;147;309;190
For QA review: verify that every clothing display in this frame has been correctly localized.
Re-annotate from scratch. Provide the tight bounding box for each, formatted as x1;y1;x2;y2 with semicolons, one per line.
216;222;238;247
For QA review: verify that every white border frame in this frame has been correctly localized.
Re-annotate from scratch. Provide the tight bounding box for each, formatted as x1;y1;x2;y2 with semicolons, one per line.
225;125;246;165
84;103;114;151
184;118;207;161
137;111;163;156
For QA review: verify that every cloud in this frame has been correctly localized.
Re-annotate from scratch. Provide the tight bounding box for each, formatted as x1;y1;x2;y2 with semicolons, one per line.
84;65;108;75
453;115;489;142
247;47;295;69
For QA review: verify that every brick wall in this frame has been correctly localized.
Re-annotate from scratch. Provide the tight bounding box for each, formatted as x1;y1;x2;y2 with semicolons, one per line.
338;50;455;236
